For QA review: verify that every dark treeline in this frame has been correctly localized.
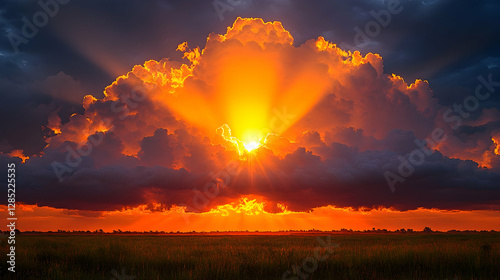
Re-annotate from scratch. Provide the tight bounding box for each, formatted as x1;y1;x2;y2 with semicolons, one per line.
2;227;498;235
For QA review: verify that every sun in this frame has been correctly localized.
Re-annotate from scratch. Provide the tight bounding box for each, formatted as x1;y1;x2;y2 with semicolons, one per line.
243;141;260;152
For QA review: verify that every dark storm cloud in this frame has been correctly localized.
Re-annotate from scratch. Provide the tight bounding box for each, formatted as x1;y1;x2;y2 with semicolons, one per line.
4;135;500;212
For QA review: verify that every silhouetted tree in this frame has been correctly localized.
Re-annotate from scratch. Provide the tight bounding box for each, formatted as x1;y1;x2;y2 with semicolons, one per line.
423;227;433;233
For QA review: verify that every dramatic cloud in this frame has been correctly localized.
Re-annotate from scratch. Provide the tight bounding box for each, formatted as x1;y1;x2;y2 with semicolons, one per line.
2;18;500;214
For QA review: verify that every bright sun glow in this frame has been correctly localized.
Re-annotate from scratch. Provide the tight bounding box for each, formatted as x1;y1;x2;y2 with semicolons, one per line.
162;20;331;146
243;141;260;152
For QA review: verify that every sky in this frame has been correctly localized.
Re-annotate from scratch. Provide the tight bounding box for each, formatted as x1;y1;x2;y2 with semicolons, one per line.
1;0;500;232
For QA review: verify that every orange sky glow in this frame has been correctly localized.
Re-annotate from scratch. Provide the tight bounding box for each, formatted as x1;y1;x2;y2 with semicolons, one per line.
3;201;500;232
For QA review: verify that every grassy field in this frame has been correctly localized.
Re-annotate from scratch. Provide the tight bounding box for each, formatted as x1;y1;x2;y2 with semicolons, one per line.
1;233;499;279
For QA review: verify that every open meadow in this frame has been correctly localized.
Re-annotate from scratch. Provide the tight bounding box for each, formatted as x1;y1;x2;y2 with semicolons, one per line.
1;232;499;279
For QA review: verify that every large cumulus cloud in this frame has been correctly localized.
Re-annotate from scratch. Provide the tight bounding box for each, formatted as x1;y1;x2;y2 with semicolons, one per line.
3;18;500;212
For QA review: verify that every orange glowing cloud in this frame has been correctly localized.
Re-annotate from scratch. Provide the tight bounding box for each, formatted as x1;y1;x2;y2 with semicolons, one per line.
8;149;28;163
46;17;474;161
493;132;500;156
162;18;333;150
